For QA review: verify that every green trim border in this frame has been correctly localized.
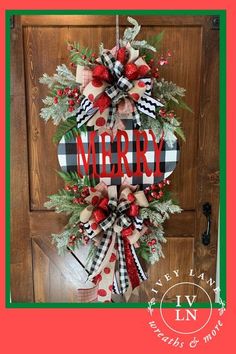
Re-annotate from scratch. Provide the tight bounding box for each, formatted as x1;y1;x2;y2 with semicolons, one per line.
5;9;226;309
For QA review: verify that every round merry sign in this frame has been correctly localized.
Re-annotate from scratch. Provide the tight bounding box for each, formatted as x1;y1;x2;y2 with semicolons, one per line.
57;119;179;189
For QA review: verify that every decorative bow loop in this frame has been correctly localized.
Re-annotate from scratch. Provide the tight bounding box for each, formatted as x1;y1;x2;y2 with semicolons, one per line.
75;46;164;131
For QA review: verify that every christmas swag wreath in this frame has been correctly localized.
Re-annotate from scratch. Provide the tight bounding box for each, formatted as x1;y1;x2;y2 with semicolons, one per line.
39;17;190;302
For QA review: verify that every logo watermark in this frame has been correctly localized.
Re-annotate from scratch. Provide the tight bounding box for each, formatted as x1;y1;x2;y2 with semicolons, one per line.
147;269;225;349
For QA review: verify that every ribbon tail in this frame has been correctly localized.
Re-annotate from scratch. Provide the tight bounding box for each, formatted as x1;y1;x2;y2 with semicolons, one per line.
117;236;129;294
89;231;113;276
107;105;117;128
133;104;141;127
77;284;99;303
137;94;163;119
76;97;97;129
129;244;148;282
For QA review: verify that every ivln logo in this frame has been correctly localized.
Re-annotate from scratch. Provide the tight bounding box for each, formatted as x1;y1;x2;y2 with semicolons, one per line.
147;270;225;349
159;282;212;335
175;294;197;321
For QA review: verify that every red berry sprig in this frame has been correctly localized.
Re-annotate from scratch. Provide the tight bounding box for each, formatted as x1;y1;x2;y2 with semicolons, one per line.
64;184;90;206
68;234;77;246
53;86;81;112
144;179;170;202
159;108;176;119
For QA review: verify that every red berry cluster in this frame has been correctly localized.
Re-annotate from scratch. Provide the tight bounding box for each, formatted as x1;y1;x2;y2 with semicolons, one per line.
158;50;171;66
148;58;159;78
147;50;172;78
65;184;90;204
65;184;91;247
68;234;77;247
147;238;157;253
159;108;175;119
54;87;81;112
144;179;170;202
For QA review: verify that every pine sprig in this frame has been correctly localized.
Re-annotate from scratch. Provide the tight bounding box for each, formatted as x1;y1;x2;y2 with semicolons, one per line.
68;41;95;67
52;227;83;256
52;117;87;144
141;199;182;225
140;31;165;62
57;171;96;187
153;78;186;104
39;64;76;89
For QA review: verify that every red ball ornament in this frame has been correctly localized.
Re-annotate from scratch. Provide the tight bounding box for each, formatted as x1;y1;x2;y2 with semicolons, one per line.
93;208;107;223
138;64;150;78
121;225;134;237
93;92;111;113
57;89;63;96
68;99;75;106
98;197;109;211
65;185;71;191
81;186;89;198
93;65;112;82
151;192;159;199
72;185;78;193
151;184;158;191
151;238;157;245
151;247;156;253
124;63;139;80
117;47;127;64
68;106;74;112
127;193;136;203
79;197;85;204
127;204;139;217
54;97;58;104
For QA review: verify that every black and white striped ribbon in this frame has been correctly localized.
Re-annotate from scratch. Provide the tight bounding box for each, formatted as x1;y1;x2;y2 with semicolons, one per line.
137;94;163;119
76;97;98;129
117;236;129;294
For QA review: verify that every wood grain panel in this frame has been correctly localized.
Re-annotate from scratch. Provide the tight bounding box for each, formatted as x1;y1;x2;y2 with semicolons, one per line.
194;17;219;301
21;15;209;27
23;26;68;210
10;16;33;302
32;240;79;302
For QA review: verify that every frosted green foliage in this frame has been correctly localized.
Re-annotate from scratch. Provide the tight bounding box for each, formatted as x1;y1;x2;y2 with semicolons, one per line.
121;17;156;51
154;79;186;104
39;64;76;88
40;96;76;124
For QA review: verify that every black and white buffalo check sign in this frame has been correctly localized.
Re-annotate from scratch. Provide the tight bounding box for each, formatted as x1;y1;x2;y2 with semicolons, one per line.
58;119;179;188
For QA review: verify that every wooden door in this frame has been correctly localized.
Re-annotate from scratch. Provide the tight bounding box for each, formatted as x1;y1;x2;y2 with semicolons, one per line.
10;15;219;303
